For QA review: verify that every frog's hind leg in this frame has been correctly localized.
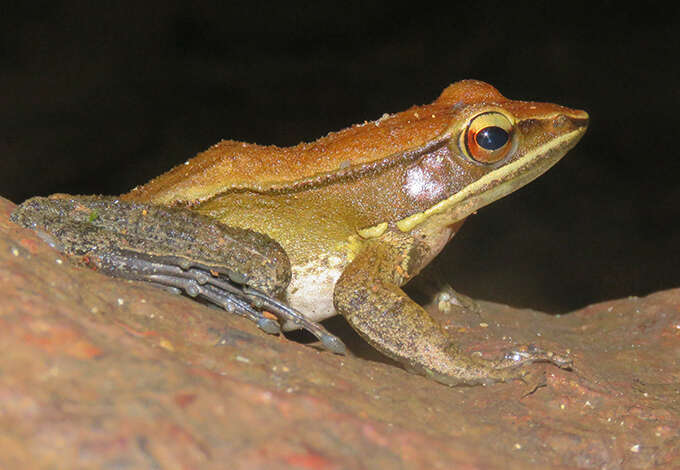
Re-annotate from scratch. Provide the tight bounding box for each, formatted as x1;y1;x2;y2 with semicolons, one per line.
333;234;572;386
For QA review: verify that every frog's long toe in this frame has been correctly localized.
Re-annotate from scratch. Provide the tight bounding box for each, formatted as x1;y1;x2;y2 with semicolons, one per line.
504;344;573;370
319;335;347;355
199;282;282;335
243;287;347;355
147;282;183;296
459;343;575;384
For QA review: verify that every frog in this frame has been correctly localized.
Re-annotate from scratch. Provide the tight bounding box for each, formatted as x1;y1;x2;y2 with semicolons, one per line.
12;80;588;386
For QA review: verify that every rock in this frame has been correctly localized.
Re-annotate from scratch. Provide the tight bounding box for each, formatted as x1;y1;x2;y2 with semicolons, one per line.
0;196;677;469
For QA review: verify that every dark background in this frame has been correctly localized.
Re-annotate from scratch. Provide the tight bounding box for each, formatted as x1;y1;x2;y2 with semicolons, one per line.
2;2;678;313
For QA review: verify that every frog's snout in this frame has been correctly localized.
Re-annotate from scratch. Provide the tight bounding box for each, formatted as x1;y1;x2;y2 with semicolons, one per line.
554;109;589;133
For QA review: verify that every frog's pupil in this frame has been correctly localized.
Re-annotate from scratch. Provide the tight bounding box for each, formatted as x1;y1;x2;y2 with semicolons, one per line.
476;126;509;150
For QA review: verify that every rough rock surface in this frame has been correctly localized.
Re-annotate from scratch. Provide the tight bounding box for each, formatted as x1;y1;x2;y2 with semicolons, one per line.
0;196;678;469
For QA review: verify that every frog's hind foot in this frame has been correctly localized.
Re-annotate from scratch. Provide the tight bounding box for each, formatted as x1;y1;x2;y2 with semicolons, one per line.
145;273;281;335
137;263;346;354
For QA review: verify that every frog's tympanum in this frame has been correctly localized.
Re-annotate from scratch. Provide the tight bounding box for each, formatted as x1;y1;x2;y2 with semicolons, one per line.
12;80;588;385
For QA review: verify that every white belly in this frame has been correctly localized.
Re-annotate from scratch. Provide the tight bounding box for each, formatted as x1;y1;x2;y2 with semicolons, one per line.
281;258;345;331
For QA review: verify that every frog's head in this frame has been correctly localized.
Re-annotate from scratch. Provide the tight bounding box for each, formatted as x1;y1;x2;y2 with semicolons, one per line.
397;80;588;232
383;80;588;268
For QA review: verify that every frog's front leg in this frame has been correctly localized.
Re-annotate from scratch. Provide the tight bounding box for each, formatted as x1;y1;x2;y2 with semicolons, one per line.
333;232;572;386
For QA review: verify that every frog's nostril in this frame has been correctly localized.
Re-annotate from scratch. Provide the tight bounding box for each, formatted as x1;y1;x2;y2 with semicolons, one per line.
552;114;571;129
553;111;589;131
570;109;589;121
566;110;589;128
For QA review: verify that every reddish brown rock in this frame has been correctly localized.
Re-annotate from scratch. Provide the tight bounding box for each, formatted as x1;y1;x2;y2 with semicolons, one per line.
0;196;678;469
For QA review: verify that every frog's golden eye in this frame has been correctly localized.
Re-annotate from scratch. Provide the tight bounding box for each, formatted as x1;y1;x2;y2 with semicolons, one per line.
460;111;514;164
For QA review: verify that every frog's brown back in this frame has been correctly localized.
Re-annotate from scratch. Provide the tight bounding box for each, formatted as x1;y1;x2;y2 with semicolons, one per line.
122;80;505;206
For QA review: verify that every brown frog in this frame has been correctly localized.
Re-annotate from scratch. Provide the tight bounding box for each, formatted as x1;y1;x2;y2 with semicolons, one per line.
12;80;588;385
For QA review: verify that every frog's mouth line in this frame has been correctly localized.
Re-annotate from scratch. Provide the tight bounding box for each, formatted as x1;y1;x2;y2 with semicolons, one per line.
394;125;587;233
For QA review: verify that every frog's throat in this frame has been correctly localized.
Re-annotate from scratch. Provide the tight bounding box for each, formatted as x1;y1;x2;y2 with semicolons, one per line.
395;126;586;233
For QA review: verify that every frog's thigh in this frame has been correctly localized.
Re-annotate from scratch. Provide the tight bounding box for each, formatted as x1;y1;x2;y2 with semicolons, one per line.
333;238;536;386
